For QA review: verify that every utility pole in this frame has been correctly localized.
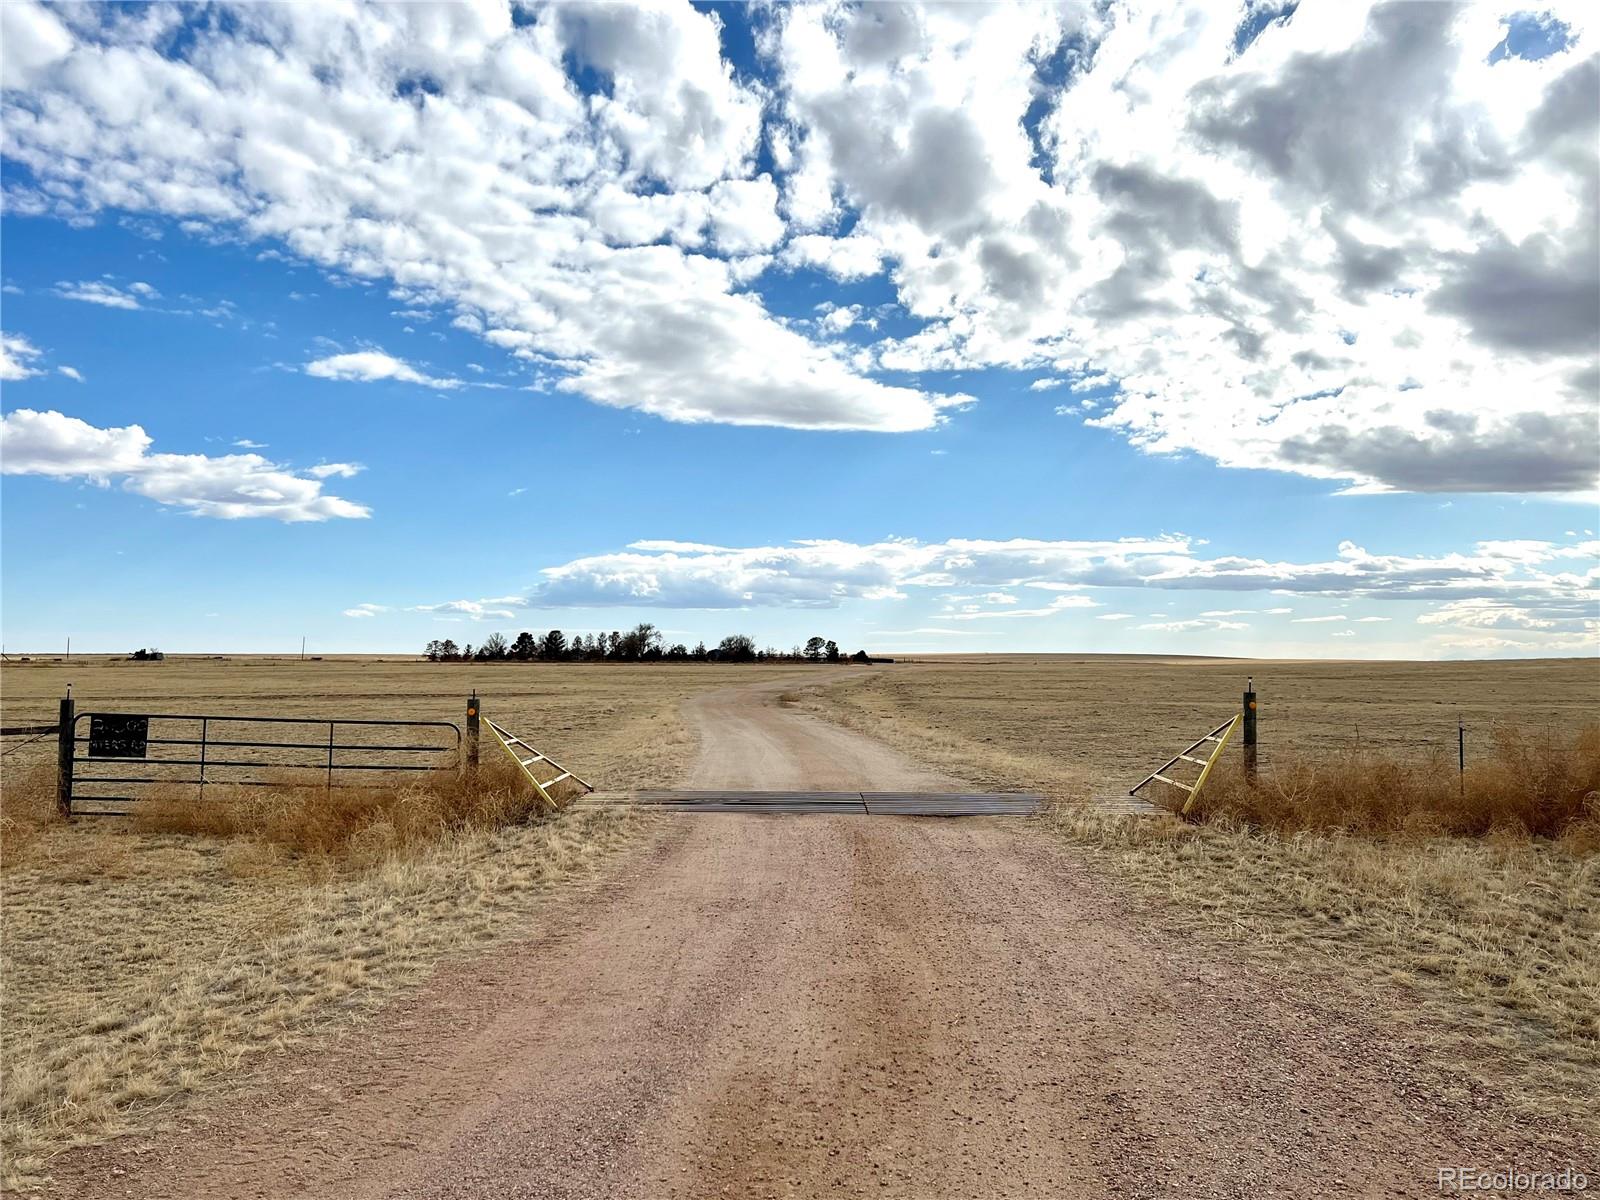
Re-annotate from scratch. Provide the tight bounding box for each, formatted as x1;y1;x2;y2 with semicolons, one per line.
300;636;306;662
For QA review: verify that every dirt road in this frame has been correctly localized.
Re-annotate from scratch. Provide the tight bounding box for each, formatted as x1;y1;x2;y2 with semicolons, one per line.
680;675;957;791
55;677;1587;1198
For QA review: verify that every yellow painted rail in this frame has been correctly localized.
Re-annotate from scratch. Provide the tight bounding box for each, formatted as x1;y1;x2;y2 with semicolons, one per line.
1129;713;1242;817
484;718;593;811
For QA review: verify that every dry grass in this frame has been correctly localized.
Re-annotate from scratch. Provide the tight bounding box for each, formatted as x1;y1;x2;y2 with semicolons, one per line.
1179;724;1600;844
126;757;573;863
0;765;57;866
1;804;642;1190
0;657;815;1192
1050;807;1600;1123
799;656;1600;1135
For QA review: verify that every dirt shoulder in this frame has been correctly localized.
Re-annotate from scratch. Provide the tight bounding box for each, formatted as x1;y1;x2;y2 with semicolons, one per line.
42;674;1596;1198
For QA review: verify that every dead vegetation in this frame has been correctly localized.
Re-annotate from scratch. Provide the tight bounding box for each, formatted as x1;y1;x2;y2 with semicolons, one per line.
801;656;1600;1136
0;657;817;1192
0;802;642;1192
1050;805;1600;1123
1177;724;1600;845
0;764;57;866
127;756;575;862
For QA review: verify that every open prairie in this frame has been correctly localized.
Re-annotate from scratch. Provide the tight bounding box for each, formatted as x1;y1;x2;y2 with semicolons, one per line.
802;652;1599;795
802;654;1599;1139
3;654;1598;1196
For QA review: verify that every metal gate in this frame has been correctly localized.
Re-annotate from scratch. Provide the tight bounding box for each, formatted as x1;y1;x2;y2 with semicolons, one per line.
63;710;461;816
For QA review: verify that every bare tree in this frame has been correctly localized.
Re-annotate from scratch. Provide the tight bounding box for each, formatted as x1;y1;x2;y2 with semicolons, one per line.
717;634;757;662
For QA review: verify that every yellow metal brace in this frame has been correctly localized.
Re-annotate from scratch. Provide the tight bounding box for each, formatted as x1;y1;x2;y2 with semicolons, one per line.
1182;714;1240;815
1129;713;1243;817
483;718;593;812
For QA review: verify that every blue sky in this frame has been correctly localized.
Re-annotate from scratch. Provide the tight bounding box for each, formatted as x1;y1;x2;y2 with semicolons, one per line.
2;1;1596;658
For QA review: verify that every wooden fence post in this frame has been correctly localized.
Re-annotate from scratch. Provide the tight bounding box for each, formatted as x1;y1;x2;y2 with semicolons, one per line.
56;691;75;817
1242;677;1258;783
466;692;480;779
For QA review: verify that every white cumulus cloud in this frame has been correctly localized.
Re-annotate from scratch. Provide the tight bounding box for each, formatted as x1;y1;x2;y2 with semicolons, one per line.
767;0;1599;493
1;332;45;381
305;351;462;390
0;408;369;521
53;279;157;309
0;1;962;433
385;533;1596;657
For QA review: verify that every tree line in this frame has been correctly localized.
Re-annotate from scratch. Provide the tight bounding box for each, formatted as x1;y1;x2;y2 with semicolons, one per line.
424;623;867;664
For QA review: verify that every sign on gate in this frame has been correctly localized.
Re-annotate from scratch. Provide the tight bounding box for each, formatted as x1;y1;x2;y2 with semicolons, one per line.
88;715;149;759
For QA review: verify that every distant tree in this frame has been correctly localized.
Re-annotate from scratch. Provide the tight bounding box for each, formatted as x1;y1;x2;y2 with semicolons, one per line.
606;631;622;659
692;640;707;661
478;632;509;661
616;622;661;661
573;633;590;658
511;631;537;661
666;642;688;660
851;649;870;663
642;632;664;660
439;638;461;661
541;629;568;660
718;634;757;662
824;640;840;663
804;636;826;662
423;639;441;662
460;642;474;661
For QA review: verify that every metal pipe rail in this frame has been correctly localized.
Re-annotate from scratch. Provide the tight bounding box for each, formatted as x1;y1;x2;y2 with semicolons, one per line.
65;710;462;814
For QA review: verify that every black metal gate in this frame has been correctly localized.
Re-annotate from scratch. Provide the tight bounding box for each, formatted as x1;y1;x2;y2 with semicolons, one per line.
63;710;461;815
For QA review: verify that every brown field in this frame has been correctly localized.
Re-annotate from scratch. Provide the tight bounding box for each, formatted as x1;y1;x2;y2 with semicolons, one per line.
3;653;1598;1189
815;652;1599;795
0;656;816;1190
800;654;1600;1135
